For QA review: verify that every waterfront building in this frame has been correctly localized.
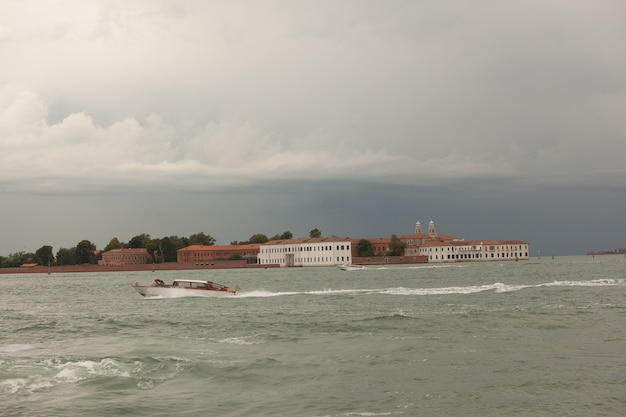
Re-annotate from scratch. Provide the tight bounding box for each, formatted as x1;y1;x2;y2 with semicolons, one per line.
348;237;392;258
177;244;260;264
419;240;529;262
401;219;529;262
258;236;352;267
99;248;150;266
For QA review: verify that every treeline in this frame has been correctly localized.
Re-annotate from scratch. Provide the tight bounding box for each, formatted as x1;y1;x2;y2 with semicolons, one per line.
0;229;325;268
0;227;408;268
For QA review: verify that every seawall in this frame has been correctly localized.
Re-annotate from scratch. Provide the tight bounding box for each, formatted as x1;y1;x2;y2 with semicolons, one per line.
0;261;278;275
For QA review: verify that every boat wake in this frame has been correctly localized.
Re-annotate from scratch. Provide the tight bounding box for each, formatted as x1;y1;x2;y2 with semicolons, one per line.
235;279;625;298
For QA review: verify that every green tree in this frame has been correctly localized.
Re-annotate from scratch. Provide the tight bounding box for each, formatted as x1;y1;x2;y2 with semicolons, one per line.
56;247;76;266
146;240;160;263
387;234;406;256
188;232;215;246
356;239;375;257
129;233;151;248
104;237;125;252
76;240;97;264
228;253;243;260
249;234;269;244
280;230;293;239
35;245;54;266
309;228;322;238
3;252;34;267
158;236;187;262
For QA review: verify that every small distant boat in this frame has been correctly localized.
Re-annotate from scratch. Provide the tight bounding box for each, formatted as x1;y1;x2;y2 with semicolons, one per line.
337;264;367;271
133;279;238;298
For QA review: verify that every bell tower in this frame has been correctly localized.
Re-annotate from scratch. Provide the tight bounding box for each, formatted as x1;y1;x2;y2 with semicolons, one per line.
428;219;436;237
415;221;422;235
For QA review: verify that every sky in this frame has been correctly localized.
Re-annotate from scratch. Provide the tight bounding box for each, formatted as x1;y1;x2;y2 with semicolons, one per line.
1;0;625;257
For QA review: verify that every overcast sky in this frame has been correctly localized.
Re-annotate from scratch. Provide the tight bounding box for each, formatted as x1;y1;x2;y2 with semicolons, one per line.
1;0;625;257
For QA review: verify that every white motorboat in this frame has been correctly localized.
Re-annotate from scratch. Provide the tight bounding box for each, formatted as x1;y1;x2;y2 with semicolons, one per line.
337;264;367;271
133;279;238;298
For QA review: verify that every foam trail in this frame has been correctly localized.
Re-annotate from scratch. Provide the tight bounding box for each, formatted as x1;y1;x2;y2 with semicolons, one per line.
235;279;624;298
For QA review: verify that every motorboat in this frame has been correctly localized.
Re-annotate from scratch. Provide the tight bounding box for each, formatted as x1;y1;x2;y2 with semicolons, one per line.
133;278;238;297
337;264;367;271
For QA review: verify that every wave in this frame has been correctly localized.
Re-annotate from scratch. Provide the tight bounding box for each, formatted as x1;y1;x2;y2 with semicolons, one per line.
0;356;188;395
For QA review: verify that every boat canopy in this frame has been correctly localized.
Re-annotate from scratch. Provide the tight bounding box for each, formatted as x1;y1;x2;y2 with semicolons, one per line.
172;279;211;284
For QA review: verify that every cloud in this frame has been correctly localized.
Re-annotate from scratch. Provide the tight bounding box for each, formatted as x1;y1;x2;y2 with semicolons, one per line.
1;0;626;195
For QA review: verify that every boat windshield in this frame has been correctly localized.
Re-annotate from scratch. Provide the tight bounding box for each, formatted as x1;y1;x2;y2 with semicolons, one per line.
173;279;208;288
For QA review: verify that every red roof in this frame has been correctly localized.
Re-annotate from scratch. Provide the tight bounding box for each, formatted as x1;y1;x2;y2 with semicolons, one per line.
178;244;260;252
263;236;350;245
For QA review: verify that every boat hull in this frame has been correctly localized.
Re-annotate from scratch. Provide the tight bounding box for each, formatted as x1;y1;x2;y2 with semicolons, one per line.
132;284;236;298
337;265;367;271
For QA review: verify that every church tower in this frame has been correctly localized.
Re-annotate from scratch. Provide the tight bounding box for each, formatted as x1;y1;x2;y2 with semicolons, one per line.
428;219;436;238
415;221;422;235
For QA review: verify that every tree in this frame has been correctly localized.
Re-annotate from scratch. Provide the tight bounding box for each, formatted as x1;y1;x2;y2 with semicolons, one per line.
356;239;375;257
76;240;97;264
3;251;35;267
56;247;76;266
104;237;125;252
35;245;54;266
188;232;215;246
249;234;269;244
158;236;187;262
228;253;243;260
309;228;322;238
387;234;406;256
129;233;151;248
280;230;293;239
146;240;160;263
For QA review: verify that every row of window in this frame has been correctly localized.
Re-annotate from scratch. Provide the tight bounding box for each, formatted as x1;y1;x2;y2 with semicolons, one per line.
259;256;350;265
429;252;528;260
103;255;147;260
424;245;528;252
261;245;350;253
187;251;254;259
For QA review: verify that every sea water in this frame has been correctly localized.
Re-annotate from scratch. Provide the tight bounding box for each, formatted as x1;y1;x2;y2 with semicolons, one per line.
1;256;625;417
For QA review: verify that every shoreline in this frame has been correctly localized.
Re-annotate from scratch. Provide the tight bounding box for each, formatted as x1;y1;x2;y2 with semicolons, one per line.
0;260;277;275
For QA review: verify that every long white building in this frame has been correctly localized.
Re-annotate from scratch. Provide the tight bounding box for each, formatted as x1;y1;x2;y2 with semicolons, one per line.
258;236;352;267
419;240;529;262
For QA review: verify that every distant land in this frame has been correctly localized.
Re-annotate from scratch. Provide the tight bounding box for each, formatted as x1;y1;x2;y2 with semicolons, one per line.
586;248;626;256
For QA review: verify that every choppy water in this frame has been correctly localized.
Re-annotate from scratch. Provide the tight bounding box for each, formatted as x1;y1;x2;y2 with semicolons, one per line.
1;256;625;417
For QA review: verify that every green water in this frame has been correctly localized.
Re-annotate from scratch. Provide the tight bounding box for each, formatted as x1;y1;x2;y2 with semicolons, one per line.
2;256;625;416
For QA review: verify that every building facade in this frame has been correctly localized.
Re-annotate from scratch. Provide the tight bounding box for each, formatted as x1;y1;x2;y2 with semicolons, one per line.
258;236;353;267
348;237;391;259
99;248;150;266
396;219;530;263
177;244;260;263
419;240;529;262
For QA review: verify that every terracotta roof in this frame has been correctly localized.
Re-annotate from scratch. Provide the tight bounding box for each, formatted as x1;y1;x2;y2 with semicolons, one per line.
349;237;391;244
419;239;528;247
178;244;260;252
262;236;350;246
102;248;148;254
398;233;462;241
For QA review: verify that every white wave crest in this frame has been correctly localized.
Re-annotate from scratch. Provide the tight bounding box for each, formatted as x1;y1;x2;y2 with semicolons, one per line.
53;358;131;381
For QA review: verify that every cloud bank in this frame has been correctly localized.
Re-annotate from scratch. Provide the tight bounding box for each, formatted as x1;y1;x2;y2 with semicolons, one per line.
1;0;625;195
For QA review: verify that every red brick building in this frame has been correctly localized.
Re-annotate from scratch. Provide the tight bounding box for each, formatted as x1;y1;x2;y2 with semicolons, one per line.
99;248;150;266
349;237;391;258
177;244;260;263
